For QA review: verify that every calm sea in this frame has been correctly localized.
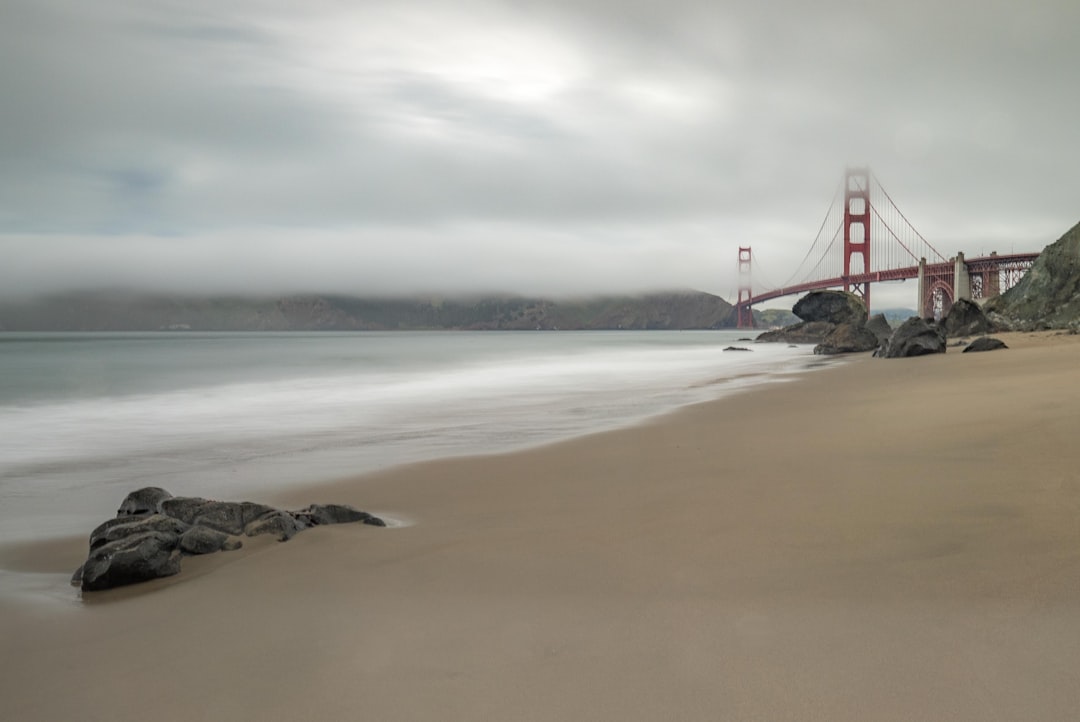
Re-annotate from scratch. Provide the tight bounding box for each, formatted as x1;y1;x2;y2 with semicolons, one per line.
0;331;815;543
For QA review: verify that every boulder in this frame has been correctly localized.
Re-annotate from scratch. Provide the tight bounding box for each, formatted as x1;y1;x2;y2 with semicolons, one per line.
117;486;173;517
179;526;239;555
90;514;190;550
877;317;947;358
76;488;385;591
79;531;182;591
723;346;752;352
793;290;867;326
160;497;274;535
244;511;306;542
942;298;991;337
865;313;894;345
300;503;382;526
755;321;837;344
962;337;1008;353
813;323;880;355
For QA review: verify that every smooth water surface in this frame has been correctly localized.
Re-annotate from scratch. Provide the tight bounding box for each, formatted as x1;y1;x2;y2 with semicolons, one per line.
0;331;815;542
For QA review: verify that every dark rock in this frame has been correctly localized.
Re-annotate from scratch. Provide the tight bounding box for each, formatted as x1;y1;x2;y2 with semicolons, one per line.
159;497;213;524
363;516;388;527
877;317;947;358
942;298;991;337
865;313;894;345
723;346;752;352
70;564;84;587
160;497;273;534
962;337;1008;353
244;511;305;541
90;514;190;550
79;531;182;591
179;526;239;555
301;503;377;526
755;320;837;344
793;290;867;325
813;323;880;355
117;486;173;517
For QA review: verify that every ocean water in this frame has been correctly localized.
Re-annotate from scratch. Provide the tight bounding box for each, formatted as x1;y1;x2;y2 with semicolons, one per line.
0;330;816;543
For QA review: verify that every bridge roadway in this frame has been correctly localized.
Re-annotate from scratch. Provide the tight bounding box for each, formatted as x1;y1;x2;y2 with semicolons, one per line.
747;251;1040;308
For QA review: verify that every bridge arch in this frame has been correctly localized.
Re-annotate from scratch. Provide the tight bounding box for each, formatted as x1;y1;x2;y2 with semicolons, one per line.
926;280;953;320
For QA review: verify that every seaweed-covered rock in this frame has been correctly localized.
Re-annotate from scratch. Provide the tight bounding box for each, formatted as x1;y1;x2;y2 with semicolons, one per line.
80;531;183;591
962;337;1008;353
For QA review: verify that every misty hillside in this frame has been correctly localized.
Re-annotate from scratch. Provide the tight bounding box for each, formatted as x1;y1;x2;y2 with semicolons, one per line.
0;291;746;331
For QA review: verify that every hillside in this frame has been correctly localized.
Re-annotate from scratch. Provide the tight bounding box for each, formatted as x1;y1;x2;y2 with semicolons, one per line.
984;220;1080;328
0;290;744;331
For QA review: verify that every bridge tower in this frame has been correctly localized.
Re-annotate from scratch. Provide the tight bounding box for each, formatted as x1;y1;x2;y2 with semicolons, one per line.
843;168;871;313
736;246;754;328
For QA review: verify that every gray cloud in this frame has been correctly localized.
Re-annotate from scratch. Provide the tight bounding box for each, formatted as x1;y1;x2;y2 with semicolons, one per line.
1;0;1076;307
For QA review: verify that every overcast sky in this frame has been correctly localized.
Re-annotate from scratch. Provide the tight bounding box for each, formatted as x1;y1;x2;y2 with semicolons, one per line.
1;0;1076;309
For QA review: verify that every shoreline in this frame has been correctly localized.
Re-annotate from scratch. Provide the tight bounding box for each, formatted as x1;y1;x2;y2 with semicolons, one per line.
3;330;1080;720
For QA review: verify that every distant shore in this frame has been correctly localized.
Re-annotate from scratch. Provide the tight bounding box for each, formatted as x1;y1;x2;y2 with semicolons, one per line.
3;330;1080;720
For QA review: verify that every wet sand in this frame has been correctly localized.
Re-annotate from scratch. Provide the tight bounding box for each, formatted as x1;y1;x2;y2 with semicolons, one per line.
2;331;1079;721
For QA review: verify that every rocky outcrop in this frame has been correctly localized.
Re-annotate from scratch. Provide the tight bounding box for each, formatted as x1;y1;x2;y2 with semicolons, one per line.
865;314;894;345
755;321;837;344
984;220;1080;328
758;291;873;353
942;298;990;337
813;323;880;355
72;488;385;592
876;317;946;358
793;290;867;325
962;337;1008;353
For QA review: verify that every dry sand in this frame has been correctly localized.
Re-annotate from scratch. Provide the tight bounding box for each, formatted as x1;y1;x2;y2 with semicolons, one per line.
2;331;1079;721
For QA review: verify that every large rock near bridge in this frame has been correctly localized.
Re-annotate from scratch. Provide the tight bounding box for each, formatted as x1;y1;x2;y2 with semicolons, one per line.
813;323;880;355
942;298;991;338
876;317;946;358
793;290;868;326
755;321;836;345
983;220;1080;328
865;313;894;345
72;487;386;592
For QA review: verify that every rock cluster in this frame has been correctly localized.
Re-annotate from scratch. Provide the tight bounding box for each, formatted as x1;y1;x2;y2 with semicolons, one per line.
756;289;1010;358
755;290;882;355
72;487;385;592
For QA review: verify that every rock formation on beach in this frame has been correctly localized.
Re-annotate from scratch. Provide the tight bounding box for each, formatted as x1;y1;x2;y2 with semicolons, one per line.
875;317;947;358
755;290;881;355
72;487;385;592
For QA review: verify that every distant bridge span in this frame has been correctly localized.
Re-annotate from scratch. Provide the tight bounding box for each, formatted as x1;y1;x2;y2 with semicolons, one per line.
735;169;1040;327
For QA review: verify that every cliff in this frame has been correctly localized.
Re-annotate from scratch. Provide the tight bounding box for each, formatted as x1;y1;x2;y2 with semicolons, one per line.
985;220;1080;328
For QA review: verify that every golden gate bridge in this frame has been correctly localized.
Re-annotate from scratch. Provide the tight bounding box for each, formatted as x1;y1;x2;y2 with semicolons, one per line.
734;168;1039;328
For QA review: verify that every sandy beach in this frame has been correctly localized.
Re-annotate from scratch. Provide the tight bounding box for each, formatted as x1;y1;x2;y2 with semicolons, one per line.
3;331;1079;721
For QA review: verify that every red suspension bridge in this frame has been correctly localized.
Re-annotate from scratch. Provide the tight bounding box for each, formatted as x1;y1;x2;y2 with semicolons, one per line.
734;168;1039;328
